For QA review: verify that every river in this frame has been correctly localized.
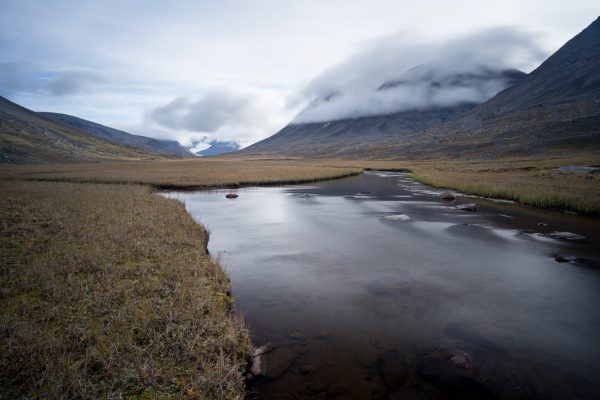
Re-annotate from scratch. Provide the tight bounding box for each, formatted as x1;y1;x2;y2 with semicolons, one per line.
165;171;600;400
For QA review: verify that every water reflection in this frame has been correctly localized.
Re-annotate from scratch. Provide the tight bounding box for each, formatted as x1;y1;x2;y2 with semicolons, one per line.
165;172;600;400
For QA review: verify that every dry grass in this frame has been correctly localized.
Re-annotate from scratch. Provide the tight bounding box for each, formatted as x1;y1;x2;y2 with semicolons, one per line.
0;181;251;399
1;156;599;214
0;158;363;189
403;157;600;215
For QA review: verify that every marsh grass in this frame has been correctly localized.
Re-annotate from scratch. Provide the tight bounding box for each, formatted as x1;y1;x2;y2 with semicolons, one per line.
1;156;599;214
0;181;250;399
404;157;600;215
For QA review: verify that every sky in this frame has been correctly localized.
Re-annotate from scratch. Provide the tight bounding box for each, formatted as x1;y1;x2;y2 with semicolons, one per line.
0;1;597;149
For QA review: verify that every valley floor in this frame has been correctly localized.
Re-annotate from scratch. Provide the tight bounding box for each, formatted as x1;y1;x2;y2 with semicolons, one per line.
0;155;598;398
1;155;599;213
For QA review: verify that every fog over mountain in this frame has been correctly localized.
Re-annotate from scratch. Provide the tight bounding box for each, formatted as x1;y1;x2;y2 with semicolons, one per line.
292;28;543;123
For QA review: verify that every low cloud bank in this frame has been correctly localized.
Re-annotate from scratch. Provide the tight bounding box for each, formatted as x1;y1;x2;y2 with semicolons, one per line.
292;27;544;123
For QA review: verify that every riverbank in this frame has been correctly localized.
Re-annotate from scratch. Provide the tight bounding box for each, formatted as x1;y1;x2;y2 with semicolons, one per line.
0;181;250;399
1;156;598;214
0;156;598;397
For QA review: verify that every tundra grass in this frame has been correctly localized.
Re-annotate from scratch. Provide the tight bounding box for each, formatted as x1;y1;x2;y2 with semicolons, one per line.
0;181;250;399
1;156;597;214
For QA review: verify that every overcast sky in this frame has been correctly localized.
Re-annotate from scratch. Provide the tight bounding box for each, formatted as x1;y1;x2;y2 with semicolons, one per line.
0;1;597;148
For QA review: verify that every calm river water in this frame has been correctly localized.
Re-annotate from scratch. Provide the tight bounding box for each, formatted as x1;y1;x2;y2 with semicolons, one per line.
165;171;600;400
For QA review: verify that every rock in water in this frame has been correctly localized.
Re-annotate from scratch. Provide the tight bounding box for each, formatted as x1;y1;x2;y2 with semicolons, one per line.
377;349;409;389
249;342;274;377
266;347;295;378
549;231;586;241
440;192;456;201
225;193;238;199
455;203;478;211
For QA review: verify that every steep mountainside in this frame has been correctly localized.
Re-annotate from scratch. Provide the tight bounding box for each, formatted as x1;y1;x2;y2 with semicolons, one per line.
243;104;476;157
241;69;526;157
39;112;192;157
378;17;600;159
0;96;163;163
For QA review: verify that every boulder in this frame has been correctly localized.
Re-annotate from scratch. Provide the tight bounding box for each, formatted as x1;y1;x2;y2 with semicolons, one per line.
455;203;478;211
548;231;586;241
249;341;273;376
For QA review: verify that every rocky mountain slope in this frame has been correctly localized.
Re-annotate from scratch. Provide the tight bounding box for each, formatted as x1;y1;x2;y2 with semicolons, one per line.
241;68;526;157
386;16;600;159
39;112;193;157
0;96;163;163
241;18;599;160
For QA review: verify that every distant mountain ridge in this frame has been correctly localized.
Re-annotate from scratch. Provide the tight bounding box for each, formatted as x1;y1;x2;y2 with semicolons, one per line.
0;95;164;163
39;112;193;157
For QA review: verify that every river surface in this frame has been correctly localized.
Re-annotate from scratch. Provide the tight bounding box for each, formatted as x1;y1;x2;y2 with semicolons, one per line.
165;171;600;400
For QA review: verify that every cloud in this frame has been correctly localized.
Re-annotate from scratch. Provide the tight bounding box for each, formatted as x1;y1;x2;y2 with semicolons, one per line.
292;27;545;123
47;70;108;96
0;63;39;94
147;91;252;132
144;89;294;148
0;64;110;97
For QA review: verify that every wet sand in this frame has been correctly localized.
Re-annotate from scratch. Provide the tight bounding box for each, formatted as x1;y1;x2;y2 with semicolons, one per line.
166;171;600;399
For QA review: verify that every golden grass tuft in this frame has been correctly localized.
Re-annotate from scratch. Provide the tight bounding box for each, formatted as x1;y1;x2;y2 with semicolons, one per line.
0;181;250;399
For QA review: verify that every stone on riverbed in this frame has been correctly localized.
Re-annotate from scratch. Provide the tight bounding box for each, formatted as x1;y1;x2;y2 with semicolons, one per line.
548;231;586;241
455;203;478;211
249;341;273;376
376;349;409;389
225;193;238;199
266;347;295;378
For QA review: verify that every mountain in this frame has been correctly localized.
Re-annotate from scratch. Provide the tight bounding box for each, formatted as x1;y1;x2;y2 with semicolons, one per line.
193;140;239;156
384;16;600;159
0;95;163;163
241;68;526;158
38;112;193;157
242;18;599;160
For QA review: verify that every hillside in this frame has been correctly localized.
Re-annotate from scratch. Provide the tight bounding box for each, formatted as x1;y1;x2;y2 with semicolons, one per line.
39;112;193;157
241;68;526;157
0;96;163;164
378;17;600;159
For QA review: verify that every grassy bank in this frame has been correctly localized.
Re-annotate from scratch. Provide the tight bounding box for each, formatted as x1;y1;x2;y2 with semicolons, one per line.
0;181;250;399
1;156;597;214
0;158;363;189
404;157;600;215
0;155;598;398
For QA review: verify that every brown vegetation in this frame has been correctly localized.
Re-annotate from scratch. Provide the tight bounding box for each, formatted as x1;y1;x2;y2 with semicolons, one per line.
0;181;250;399
1;156;597;214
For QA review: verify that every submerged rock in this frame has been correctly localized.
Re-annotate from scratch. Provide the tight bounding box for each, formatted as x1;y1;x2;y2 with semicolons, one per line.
377;349;409;389
225;193;238;199
417;350;495;397
548;231;586;241
455;203;478;211
249;341;273;376
266;347;295;378
384;214;411;221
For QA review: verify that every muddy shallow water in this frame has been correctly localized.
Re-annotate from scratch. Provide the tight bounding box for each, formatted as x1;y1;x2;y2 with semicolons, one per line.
165;171;600;400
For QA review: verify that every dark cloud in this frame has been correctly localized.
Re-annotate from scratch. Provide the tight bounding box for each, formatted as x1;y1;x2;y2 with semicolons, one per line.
293;27;545;122
0;63;39;94
147;91;253;132
0;64;109;96
46;70;108;96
